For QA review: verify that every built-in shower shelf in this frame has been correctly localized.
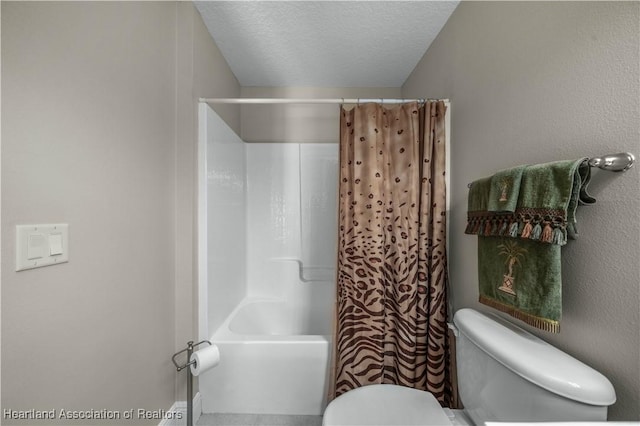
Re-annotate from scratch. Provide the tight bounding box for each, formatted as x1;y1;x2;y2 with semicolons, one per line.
273;258;336;282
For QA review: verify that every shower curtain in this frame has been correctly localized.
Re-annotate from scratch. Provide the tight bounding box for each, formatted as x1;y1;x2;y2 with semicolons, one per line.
329;101;451;406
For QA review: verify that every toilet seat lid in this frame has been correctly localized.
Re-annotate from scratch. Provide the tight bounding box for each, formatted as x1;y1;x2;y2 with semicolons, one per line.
323;384;452;426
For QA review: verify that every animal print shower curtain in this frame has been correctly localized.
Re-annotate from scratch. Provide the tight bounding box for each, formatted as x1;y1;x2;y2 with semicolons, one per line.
329;101;452;406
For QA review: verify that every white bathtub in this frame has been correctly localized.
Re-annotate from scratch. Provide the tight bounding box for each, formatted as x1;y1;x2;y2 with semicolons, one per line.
199;297;333;415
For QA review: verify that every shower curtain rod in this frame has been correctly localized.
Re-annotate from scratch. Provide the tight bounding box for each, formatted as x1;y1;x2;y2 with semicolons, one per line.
199;97;448;105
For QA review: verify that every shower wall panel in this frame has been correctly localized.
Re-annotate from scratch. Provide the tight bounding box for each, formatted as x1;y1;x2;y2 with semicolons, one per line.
245;143;338;301
300;144;339;282
206;109;247;334
245;143;302;298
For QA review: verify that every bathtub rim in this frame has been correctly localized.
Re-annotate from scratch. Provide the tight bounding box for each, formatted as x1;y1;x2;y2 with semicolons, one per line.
210;297;332;344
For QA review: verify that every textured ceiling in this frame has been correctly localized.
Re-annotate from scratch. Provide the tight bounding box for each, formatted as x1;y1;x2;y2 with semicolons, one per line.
194;1;459;87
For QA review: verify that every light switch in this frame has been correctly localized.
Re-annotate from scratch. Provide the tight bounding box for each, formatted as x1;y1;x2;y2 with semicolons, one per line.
16;224;69;271
49;233;63;255
27;233;46;259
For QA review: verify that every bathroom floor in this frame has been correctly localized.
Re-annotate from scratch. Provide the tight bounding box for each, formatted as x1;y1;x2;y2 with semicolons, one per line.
197;413;323;426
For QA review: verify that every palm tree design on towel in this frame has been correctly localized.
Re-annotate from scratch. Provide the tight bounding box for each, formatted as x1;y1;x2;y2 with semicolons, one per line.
498;177;511;202
497;240;527;296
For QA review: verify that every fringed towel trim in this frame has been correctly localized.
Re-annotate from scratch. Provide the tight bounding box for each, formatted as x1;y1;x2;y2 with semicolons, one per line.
466;208;567;245
479;295;560;333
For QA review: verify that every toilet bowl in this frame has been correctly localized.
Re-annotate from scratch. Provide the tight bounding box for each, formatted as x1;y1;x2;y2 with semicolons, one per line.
323;384;470;425
323;309;616;426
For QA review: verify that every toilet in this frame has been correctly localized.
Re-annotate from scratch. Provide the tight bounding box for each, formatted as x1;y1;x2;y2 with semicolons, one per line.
323;308;616;425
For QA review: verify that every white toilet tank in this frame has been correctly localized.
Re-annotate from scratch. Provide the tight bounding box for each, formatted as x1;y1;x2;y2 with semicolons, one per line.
454;309;616;424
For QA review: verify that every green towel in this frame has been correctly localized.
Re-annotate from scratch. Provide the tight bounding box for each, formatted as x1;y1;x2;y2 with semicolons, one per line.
478;236;562;332
467;159;594;332
465;177;497;237
517;159;595;242
467;176;492;212
466;159;594;245
487;165;526;212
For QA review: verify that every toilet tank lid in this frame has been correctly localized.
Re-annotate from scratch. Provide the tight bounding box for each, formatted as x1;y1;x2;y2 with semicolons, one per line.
453;309;616;406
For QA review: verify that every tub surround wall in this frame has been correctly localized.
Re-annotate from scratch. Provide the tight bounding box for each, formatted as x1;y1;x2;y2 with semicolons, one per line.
245;143;302;298
202;110;338;416
402;1;640;419
242;142;337;313
203;102;339;321
204;106;247;336
300;144;340;277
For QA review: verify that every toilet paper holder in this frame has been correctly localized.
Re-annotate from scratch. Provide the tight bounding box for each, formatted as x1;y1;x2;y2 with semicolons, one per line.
171;339;212;371
171;340;212;426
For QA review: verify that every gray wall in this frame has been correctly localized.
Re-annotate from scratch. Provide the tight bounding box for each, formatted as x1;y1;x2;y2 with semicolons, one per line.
403;1;639;420
1;2;239;424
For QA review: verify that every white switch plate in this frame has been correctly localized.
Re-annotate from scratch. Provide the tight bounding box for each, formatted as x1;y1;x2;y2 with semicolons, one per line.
16;224;69;271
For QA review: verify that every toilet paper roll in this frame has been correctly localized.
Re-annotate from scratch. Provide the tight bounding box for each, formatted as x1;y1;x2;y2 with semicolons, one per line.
190;344;220;376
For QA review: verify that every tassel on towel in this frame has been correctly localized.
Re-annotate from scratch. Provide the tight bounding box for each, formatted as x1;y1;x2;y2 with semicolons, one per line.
541;222;553;243
530;222;542;240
